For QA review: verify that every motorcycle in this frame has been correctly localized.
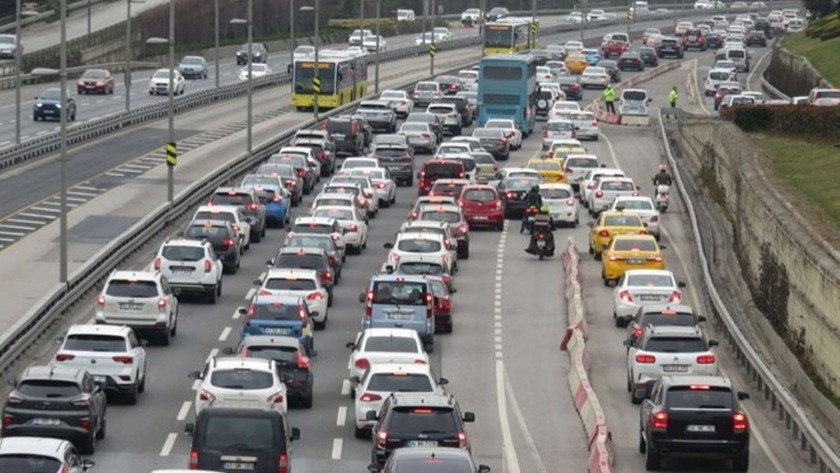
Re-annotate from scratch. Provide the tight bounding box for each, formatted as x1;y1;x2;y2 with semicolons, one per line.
528;222;556;261
520;206;539;234
654;183;670;212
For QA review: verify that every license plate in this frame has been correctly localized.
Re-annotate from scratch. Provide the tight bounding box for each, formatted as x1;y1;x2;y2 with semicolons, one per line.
264;327;291;335
388;312;413;320
537;240;546;247
662;364;689;373
119;303;143;310
223;462;255;470
627;258;645;264
94;376;106;383
332;134;345;140
686;424;716;433
44;110;55;114
32;418;61;426
472;215;488;220
638;294;662;301
407;440;438;447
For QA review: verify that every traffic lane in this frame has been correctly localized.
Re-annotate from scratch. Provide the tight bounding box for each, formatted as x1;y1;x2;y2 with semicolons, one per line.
692;40;775;115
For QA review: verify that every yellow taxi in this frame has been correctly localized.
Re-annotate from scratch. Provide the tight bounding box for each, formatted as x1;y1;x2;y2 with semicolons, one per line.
565;53;588;74
526;157;566;183
587;210;648;259
601;234;665;285
545;141;587;160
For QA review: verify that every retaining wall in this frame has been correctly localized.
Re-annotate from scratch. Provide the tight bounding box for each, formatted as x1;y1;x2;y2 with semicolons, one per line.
764;43;833;97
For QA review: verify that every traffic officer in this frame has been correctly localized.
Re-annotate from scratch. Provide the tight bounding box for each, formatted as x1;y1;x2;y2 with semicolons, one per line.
604;84;616;114
669;86;679;108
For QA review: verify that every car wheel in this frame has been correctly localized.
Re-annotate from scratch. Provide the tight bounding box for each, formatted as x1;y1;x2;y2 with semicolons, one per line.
96;417;107;439
732;448;749;472
217;279;223;296
355;426;370;439
170;312;178;337
638;429;646;453
645;439;661;470
79;433;96;454
160;326;171;346
496;222;504;231
631;386;644;404
458;242;470;259
252;230;261;243
208;286;217;304
137;372;146;393
261;225;266;238
300;388;314;409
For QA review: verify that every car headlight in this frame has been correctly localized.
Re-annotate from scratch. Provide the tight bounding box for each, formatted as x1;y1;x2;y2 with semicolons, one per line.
55;103;61;108
35;103;43;108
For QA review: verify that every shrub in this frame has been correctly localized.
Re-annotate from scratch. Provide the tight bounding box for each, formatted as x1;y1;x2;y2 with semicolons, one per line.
731;106;775;131
722;105;840;139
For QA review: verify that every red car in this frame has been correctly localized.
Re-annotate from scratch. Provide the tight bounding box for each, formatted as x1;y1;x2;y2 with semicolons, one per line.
428;275;455;333
77;69;115;95
601;40;628;59
457;185;505;231
429;178;470;199
417;160;465;196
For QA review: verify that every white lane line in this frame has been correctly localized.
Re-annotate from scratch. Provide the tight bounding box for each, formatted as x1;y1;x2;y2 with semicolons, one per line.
117;167;145;174
496;360;521;473
0;141;10;147
105;172;125;177
0;237;15;242
19;212;52;218
0;230;25;236
159;432;178;456
67;190;98;197
244;287;255;300
336;406;347;426
504;368;550;473
30;206;61;213
341;379;351;396
177;401;192;421
218;327;232;341
191;379;201;391
232;308;242;320
74;185;104;192
0;223;35;231
6;218;46;225
331;438;343;460
66;196;88;203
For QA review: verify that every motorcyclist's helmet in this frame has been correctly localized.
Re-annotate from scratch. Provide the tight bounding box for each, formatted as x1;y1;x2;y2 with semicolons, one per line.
531;185;539;192
540;205;550;214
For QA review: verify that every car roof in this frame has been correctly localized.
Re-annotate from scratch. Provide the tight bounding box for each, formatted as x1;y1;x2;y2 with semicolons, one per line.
661;375;732;389
396;253;447;265
110;270;157;281
265;268;319;279
624;269;675;278
279;246;327;256
403;220;449;229
362;327;421;339
389;392;455;407
163;238;209;248
21;364;85;383
398;231;446;241
251;293;303;306
646;324;703;337
67;323;131;337
294;216;337;224
369;274;431;283
239;334;300;348
0;436;72;457
539;183;574;190
366;363;434;375
213;356;273;370
189;219;233;229
612;234;658;242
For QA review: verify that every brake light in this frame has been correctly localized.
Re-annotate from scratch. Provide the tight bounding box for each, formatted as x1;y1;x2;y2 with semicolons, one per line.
246;202;257;210
321;270;333;283
55;353;75;362
96;295;105;306
223;238;235;247
436;296;452;313
376;430;388;448
639;230;648;235
595;190;604;198
421;132;431;138
591;120;598;127
190;450;199;469
360;392;382;402
633;327;643;338
697;354;716;364
548;150;555;158
426;292;434;319
6;394;23;404
635;354;656;363
651;411;668;429
506;192;515;199
158;297;168;311
619;290;633;303
355;358;370;370
650;215;659;222
365;290;374;317
204;259;212;272
307;291;324;301
668;291;682;303
650;255;663;262
279;453;289;473
198;389;216;402
80;418;91;431
273;194;283;202
598;230;610;237
543;130;548;137
296;351;311;370
112;355;134;364
457;223;469;234
267;391;285;404
348;224;359;232
153;257;161;270
733;412;748;432
374;182;387;189
458;431;468;448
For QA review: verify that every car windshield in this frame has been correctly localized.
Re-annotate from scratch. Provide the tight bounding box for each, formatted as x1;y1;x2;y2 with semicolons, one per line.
643;337;707;352
399;262;445;275
37;89;61;100
181;57;203;65
17;380;82;398
186;224;228;240
365;336;418;352
211;369;273;389
463;189;496;201
627;274;673;287
601;181;635;191
64;334;127;352
565;157;598;168
709;71;730;81
0;455;64;471
372;281;428;304
614;239;657;251
397;238;443;252
667;386;733;409
314;208;354;220
420;211;460;224
390;407;458;434
202;415;275;449
368;373;434;392
506;178;539;190
529;161;561;171
82;70;108;79
264;277;317;290
106;280;158;297
161;245;205;262
617;199;653;210
546;121;573;131
250;301;300;320
604;215;642;226
541;187;572;199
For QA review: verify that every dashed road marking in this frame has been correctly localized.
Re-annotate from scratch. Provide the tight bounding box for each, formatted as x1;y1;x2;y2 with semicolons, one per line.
244;288;256;300
159;433;178;456
331;438;343;460
0;230;25;237
232;308;242;320
341;379;351;396
0;223;35;231
6;218;46;225
336;406;347;426
177;401;192;421
218;326;231;341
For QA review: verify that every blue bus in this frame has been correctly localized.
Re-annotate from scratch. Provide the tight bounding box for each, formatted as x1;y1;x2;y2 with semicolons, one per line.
477;54;537;136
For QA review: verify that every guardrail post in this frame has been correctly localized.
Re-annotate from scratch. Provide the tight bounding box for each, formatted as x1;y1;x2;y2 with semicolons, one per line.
785;410;791;429
793;421;800;440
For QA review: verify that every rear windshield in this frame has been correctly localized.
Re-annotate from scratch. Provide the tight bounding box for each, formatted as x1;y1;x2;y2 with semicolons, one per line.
202;415;277;450
565;157;598;168
389;407;458;434
473;128;502;138
541;187;572;199
398;239;443;252
416;82;437;90
622;90;647;101
463;189;496;201
194;211;235;224
274;254;327;270
292;223;332;234
376;148;411;158
506;178;539;190
258;164;295;177
162;245;205;262
186;225;229;240
368;373;434;392
399;262;445;275
325;186;360;197
264;277;316;291
245;345;298;363
424;163;462;177
614;239;657;251
211;193;252;206
709;71;730;80
250;302;300;320
286;236;334;253
371;281;428;305
438;145;469;155
617;199;652;211
547;122;574;132
667;386;733;409
604;216;642;227
0;456;63;471
106;280;158;298
17;380;82;398
643;337;707;352
728;50;745;58
64;334;127;352
210;369;274;389
365;336;418;353
314;208;355;220
639;313;696;327
626;274;673;287
431;183;466;196
327;120;352;133
316;197;353;207
529;161;561;171
391;458;475;472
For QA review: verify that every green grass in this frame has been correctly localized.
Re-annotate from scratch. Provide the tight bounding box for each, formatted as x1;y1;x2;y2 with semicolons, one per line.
780;32;840;87
757;134;840;226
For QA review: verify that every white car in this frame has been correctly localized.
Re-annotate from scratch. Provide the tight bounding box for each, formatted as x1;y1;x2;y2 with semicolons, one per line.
310;192;363;219
536;65;554;83
613;269;686;320
626;325;718;403
580;66;610;89
579;167;626;205
348;167;397;207
348;29;374;46
461;8;482;24
704;68;737;95
589;176;638;215
386;231;455;274
94;270;179;346
346;328;430;386
563;154;601;189
543;119;576;148
192;205;251;251
675;21;694;35
564;40;584;53
397;9;416;21
435;142;473;160
568;110;599;141
611;195;660;238
312;205;368;251
341;157;381;171
363;35;387;52
549;100;582;120
540;183;579;226
191;356;287;414
565;11;583;23
329;175;379;216
353;363;445;437
255;268;329;326
457;69;479;91
487;167;541;188
148;68;185;96
484;118;522;149
786;18;805;32
153;238;223;303
586;9;606;21
694;0;710;7
238;63;272;80
433;27;452;41
426;103;461;133
55;324;147;403
379;89;414;117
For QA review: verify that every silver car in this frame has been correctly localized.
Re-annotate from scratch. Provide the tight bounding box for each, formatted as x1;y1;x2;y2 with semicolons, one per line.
580;66;610;88
399;122;437;153
0;437;94;472
543;119;575;149
568;110;599;140
178;55;208;79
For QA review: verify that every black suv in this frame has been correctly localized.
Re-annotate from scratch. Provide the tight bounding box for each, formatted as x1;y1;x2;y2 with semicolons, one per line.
371;144;415;186
745;30;767;47
640;375;750;471
656;37;684;58
323;116;365;156
184;219;241;273
617;303;705;344
270;246;336;297
3;365;107;454
208;187;267;243
236;42;268;65
369;392;475;470
185;400;300;472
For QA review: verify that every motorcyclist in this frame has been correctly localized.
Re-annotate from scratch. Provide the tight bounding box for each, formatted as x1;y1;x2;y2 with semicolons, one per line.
526;205;556;256
652;164;672;187
520;185;543;233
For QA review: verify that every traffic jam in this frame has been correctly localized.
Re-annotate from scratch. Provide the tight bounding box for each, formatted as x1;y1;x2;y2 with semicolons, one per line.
0;6;793;473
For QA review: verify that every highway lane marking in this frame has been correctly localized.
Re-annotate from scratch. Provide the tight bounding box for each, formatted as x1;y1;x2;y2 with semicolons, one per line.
504;367;550;473
341;379;351;396
0;223;35;231
67;190;98;197
745;50;772;91
691;59;711;116
6;218;46;225
66;196;88;203
0;237;14;242
496;360;521;473
336;406;347;426
231;308;242;320
105;172;125;177
177;401;192;421
244;287;256;300
159;432;178;456
19;212;53;218
218;326;232;341
74;185;104;192
0;230;25;237
331;438;343;460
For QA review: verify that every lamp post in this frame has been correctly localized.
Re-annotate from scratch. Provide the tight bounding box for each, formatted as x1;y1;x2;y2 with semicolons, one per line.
231;4;254;159
14;4;37;146
301;2;319;119
531;0;537;49
580;1;586;42
430;0;435;75
215;0;220;89
145;0;175;204
125;0;146;113
30;2;68;283
290;0;295;95
375;0;380;93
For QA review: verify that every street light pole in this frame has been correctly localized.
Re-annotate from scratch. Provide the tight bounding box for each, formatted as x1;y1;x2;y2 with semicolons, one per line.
430;0;435;75
246;1;253;158
87;0;91;35
290;0;295;95
375;0;380;93
531;0;536;49
14;0;21;146
314;0;319;120
167;0;175;203
60;0;68;283
125;0;131;112
215;0;220;89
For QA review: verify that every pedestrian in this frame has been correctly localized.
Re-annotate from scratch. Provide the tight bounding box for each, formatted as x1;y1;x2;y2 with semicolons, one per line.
604;84;616;114
669;86;679;108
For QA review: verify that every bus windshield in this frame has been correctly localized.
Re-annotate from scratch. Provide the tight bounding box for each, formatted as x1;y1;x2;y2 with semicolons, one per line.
294;62;336;94
484;26;513;47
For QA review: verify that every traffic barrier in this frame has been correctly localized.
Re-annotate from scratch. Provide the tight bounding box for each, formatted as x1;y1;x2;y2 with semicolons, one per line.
591;60;681;126
621;115;650;126
588;441;615;473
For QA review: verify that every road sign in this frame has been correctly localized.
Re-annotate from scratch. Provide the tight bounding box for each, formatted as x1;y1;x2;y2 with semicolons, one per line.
166;142;176;167
531;22;538;34
312;76;321;93
626;8;633;20
429;44;437;56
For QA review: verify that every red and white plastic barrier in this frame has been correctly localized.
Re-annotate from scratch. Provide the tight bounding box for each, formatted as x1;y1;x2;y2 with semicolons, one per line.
591;60;681;126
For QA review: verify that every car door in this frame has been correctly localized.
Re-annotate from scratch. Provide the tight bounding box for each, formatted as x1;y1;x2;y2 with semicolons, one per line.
128;330;147;379
83;373;106;425
207;246;223;278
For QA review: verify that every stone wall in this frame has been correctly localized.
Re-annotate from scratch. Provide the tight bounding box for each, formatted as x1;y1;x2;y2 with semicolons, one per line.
674;118;840;429
765;44;833;97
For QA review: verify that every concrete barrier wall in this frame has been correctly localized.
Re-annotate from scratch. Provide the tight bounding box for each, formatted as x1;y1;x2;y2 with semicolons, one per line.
764;43;833;97
675;118;840;433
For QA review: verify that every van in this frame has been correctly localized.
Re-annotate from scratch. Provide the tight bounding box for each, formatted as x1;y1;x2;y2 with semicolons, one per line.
725;48;750;72
185;401;300;472
417;159;466;195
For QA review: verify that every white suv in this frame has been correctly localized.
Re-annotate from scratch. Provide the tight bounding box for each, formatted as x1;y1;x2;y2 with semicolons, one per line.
153;239;224;304
95;271;179;346
346;328;430;384
254;268;329;328
55;324;147;404
386;231;455;274
190;356;288;415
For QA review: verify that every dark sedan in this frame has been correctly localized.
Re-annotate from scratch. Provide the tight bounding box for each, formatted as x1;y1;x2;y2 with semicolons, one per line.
472;127;510;161
497;176;541;218
638;47;659;67
557;77;583;100
617;52;644;72
745;30;767;47
77;68;115;94
33;87;76;121
598;59;622;82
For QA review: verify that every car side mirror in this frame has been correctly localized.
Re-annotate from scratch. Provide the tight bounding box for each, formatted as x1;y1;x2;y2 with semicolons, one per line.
346;342;357;350
659;244;666;250
310;311;320;317
265;259;274;266
450;287;458;293
438;377;449;386
383;242;394;249
648;98;653;102
82;459;96;471
678;281;687;288
221;347;236;355
737;391;750;401
462;411;476;423
623;338;633;347
349;375;361;384
188;371;203;381
55;336;64;345
140;339;150;347
586;222;594;228
365;410;378;421
617;315;632;328
708;339;719;347
184;423;195;435
252;278;262;286
697;315;707;323
291;427;301;441
478;466;491;473
238;306;247;315
358;292;366;303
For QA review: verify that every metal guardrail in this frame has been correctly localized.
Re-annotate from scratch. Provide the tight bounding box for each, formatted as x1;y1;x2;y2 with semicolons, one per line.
657;109;840;473
0;60;161;90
